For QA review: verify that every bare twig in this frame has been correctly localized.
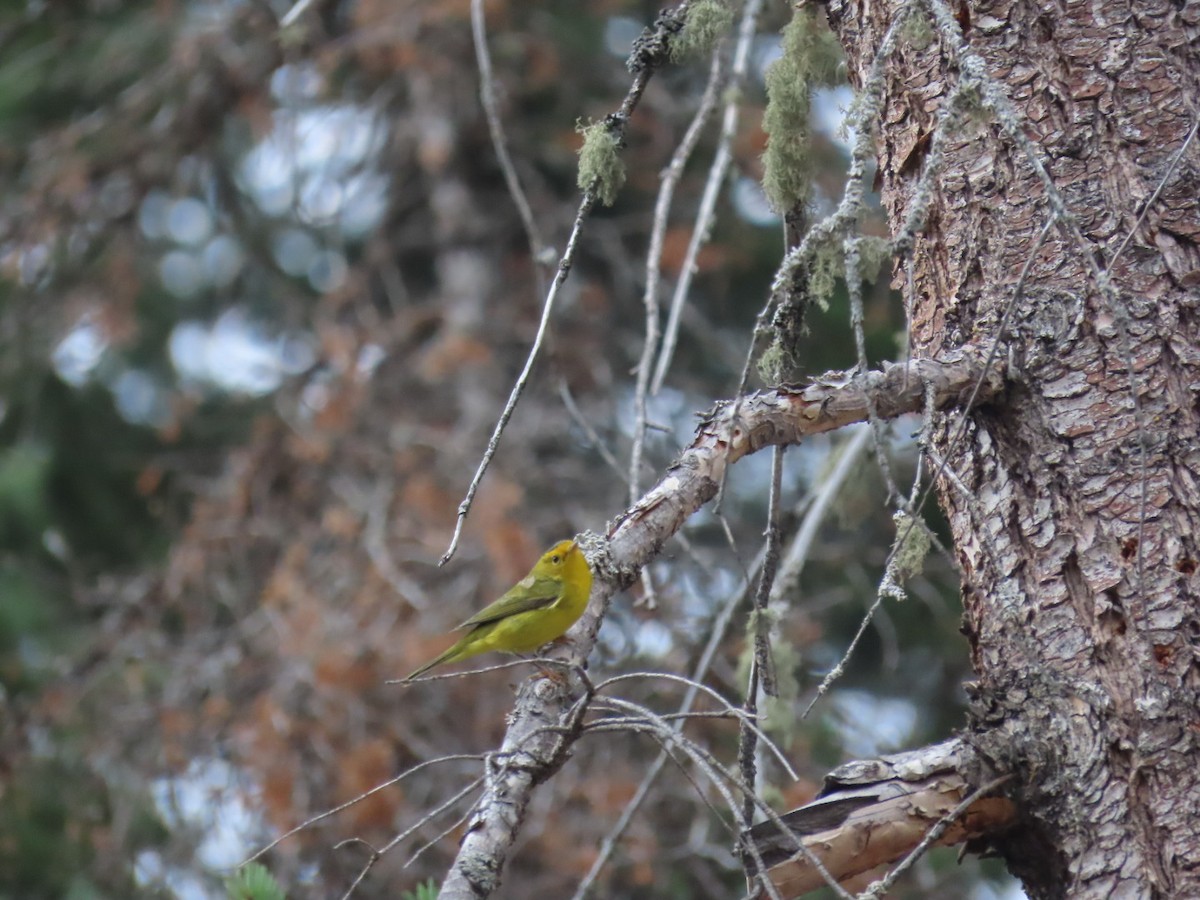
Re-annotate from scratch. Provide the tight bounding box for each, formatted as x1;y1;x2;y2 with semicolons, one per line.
330;475;430;610
337;841;381;900
801;594;884;719
441;30;665;565
336;772;480;897
386;655;574;685
471;0;550;276
738;445;785;832
857;775;1014;899
589;697;789;900
592;673;797;778
571;539;770;900
279;0;315;28
439;194;593;565
845;235;900;503
886;214;1055;589
239;754;483;865
631;36;729;505
772;425;871;604
751;447;784;698
1108;112;1199;271
559;379;629;485
650;0;766;394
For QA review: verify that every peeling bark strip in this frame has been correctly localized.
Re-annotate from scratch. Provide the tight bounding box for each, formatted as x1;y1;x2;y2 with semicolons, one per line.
744;740;1017;896
438;349;1003;899
826;0;1200;894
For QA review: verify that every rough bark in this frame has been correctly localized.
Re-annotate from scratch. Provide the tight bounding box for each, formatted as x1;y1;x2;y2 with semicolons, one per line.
826;0;1200;895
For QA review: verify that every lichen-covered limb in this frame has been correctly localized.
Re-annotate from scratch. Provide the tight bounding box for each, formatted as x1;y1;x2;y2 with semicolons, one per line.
438;346;1004;899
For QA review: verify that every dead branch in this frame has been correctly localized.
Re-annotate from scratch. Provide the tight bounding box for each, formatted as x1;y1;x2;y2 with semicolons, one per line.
741;739;1016;898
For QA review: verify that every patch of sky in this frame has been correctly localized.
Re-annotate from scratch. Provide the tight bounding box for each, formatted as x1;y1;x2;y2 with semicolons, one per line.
239;103;387;238
159;248;207;299
603;16;643;58
753;34;783;83
18;243;50;286
812;85;856;151
827;689;918;756
973;878;1030;900
110;368;169;426
138;189;172;240
596;602;640;664
52;315;106;386
270;62;323;105
272;227;319;277
135;758;264;900
633;618;675;660
170;308;314;396
732;175;778;227
338;172;390;239
355;343;386;378
201;234;245;289
308;248;348;293
166;196;213;246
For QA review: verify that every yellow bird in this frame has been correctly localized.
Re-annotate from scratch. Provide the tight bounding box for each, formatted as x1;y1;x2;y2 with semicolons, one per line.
404;539;593;681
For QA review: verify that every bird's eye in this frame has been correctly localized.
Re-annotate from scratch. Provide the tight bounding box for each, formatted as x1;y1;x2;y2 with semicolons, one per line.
551;555;561;564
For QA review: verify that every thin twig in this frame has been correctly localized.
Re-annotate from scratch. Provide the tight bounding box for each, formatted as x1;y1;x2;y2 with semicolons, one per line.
559;379;629;485
403;796;481;868
592;698;789;900
591;675;797;778
379;776;486;858
737;445;785;828
337;841;381;900
440;195;593;565
845;235;900;503
651;0;766;394
857;775;1014;899
772;425;871;603
239;754;483;864
631;36;729;504
1108;112;1199;271
279;0;315;28
441;60;659;564
387;655;573;685
751;446;784;698
801;594;884;720
715;3;912;514
885;214;1056;587
571;539;771;900
471;0;550;277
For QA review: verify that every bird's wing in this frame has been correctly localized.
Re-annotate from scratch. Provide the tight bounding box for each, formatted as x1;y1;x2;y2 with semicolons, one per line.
456;574;561;628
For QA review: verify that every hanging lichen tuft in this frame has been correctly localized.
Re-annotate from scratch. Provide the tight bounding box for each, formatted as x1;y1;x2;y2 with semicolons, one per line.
671;0;734;61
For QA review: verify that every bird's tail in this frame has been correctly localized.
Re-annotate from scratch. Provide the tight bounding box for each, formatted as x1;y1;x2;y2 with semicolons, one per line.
402;643;463;682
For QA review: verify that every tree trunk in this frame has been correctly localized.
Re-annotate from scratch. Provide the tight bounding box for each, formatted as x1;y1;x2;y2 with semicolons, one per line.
826;0;1200;895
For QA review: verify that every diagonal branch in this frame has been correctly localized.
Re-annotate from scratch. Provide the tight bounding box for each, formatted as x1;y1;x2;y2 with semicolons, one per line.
436;347;1004;899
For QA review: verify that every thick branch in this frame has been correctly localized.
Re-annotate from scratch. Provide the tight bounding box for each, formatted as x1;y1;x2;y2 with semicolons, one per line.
743;739;1017;898
438;347;1004;899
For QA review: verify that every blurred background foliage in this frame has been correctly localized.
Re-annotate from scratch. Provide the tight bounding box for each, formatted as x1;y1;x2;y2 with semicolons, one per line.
0;0;1016;897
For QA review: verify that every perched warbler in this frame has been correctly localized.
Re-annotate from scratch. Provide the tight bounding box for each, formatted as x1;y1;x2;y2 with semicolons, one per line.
404;539;593;680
